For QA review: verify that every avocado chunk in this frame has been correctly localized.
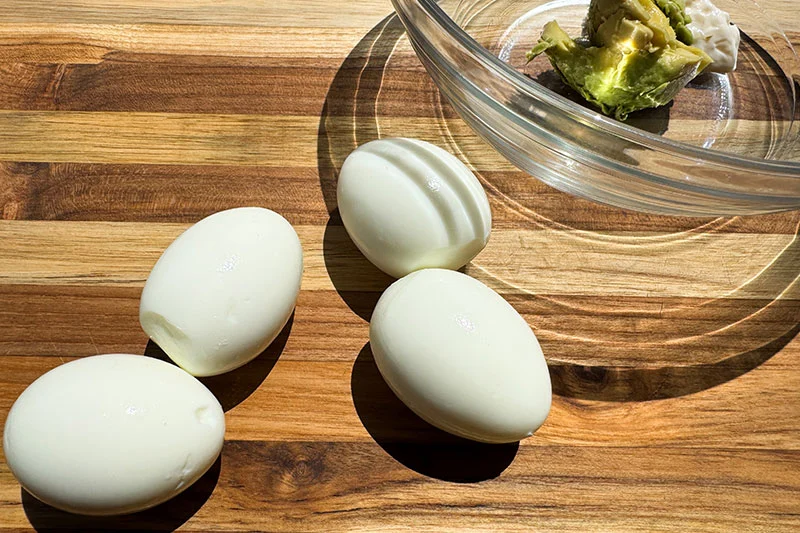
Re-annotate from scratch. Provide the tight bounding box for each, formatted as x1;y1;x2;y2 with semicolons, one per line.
653;0;694;44
528;0;711;120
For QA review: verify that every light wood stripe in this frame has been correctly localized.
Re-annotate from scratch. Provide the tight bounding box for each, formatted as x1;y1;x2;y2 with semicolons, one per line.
470;226;800;300
0;111;790;168
1;221;797;300
1;0;797;31
0;24;377;64
0;111;318;166
0;1;393;28
1;353;798;448
0;112;510;168
227;357;800;447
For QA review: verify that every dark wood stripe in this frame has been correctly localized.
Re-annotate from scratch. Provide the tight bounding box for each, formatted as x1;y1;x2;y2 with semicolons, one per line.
479;171;800;233
0;55;440;117
6;440;800;531
0;286;368;362
0;49;788;121
0;162;328;225
3;162;800;234
0;61;339;115
2;285;797;373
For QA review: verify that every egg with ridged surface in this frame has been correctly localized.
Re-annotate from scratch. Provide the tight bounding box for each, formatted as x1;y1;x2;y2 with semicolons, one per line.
337;138;492;278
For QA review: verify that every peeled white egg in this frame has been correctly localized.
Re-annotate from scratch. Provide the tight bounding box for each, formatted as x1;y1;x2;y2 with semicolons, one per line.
140;207;302;377
337;138;492;278
369;269;551;443
3;354;225;516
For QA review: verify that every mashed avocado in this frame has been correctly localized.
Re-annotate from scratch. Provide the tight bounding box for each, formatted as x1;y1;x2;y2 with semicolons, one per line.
528;0;711;120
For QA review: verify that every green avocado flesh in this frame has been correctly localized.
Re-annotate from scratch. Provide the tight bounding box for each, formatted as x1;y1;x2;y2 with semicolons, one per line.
527;0;710;120
653;0;694;44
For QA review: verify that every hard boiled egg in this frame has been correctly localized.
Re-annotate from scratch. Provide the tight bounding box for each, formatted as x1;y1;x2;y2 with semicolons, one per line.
3;354;224;516
369;269;551;443
140;207;302;377
337;138;491;278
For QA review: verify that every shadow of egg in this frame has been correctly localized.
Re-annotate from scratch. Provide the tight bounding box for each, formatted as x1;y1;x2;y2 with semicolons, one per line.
22;454;221;532
144;313;294;411
350;343;519;483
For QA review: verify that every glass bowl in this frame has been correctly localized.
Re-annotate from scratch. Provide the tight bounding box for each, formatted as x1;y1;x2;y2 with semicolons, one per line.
390;0;800;215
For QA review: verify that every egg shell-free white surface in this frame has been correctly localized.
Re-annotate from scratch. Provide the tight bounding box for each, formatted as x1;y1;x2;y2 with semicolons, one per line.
337;138;491;278
369;269;552;443
140;207;302;377
3;354;225;516
686;0;740;73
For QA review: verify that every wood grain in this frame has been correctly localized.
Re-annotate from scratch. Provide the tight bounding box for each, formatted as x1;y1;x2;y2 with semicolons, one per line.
2;442;797;532
1;344;799;446
0;112;788;167
2;221;797;301
1;282;797;367
3;161;800;233
0;1;393;27
0;0;799;531
0;24;380;63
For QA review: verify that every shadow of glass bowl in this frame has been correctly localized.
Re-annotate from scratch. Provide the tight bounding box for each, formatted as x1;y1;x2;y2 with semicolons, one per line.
318;13;800;403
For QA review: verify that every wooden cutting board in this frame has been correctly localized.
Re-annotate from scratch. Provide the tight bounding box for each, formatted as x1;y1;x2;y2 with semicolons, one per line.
1;1;799;531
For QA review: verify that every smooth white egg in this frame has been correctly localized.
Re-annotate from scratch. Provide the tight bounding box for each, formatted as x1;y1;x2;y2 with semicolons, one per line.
140;207;302;377
337;138;492;278
3;354;225;516
369;269;551;444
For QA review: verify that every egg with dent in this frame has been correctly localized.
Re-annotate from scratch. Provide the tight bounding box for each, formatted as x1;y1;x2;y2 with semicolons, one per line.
337;138;492;278
140;207;303;377
369;269;552;444
3;354;225;516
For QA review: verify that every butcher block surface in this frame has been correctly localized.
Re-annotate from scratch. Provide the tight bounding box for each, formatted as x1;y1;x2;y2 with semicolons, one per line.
1;1;799;531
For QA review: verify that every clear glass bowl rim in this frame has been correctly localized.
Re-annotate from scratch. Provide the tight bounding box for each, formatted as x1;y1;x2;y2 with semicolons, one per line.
406;0;800;178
